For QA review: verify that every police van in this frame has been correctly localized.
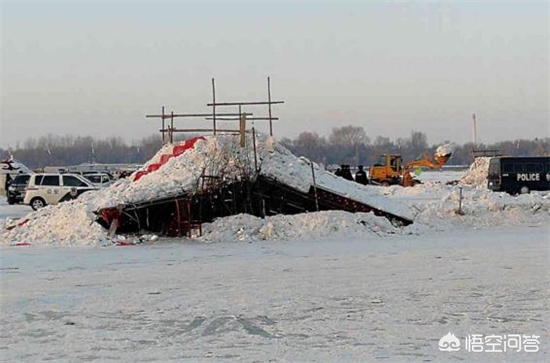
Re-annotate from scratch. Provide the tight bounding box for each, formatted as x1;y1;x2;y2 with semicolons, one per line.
23;173;98;210
487;156;550;194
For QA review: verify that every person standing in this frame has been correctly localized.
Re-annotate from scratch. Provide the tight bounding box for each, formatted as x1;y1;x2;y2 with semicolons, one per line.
355;165;368;185
4;173;13;200
335;164;345;177
342;165;354;181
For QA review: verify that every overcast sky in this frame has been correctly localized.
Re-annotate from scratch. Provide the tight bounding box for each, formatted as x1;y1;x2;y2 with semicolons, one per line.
1;1;548;148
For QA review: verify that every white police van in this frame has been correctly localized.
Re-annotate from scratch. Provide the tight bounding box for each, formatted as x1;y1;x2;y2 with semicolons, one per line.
24;173;98;210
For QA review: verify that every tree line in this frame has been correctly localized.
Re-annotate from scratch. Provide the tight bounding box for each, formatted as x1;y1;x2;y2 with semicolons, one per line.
280;126;549;167
0;134;164;169
1;127;548;170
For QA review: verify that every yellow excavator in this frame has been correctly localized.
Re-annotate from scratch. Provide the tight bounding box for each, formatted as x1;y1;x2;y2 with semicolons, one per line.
368;146;452;187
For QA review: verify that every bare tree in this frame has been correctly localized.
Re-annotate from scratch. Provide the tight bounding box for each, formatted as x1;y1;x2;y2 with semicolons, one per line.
328;126;370;148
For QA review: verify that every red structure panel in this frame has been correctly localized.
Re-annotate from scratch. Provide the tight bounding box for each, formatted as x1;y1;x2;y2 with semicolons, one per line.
133;170;148;181
146;163;162;173
160;154;174;164
172;136;206;156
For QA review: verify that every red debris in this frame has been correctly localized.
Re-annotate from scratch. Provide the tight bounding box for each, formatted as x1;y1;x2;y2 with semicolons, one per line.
99;207;120;225
5;219;30;231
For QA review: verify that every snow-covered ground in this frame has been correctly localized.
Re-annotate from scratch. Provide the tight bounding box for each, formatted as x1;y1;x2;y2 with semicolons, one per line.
1;224;548;362
0;136;549;361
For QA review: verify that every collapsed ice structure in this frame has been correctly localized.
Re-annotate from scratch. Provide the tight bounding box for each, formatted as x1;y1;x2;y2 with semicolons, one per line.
94;134;414;237
2;135;548;247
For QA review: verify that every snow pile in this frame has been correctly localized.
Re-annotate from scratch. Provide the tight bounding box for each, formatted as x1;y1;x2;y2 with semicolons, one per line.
200;210;400;243
1;134;411;247
459;157;491;187
76;137;254;208
1;199;111;246
382;181;453;199
259;141;411;219
406;186;550;233
4;134;545;248
72;134;407;214
379;176;550;233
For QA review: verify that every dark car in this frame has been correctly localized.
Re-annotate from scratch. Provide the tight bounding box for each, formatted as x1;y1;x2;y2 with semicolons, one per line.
7;173;31;204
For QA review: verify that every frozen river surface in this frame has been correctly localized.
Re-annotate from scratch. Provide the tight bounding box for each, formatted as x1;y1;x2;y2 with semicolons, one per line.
1;225;548;362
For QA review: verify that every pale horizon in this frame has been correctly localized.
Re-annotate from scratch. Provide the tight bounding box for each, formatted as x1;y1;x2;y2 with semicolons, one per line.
2;1;549;148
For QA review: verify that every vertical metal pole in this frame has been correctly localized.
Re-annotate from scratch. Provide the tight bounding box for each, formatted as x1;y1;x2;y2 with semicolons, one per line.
472;113;477;146
267;76;273;136
252;126;258;172
239;104;242;143
161;106;165;144
239;108;246;148
170;111;174;143
311;161;319;212
175;200;181;237
458;186;463;214
186;200;192;238
212;78;216;135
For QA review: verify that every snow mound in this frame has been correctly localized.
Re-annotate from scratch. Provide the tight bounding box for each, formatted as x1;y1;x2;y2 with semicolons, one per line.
200;211;400;243
459;157;491;187
1;134;412;247
1;199;111;247
406;186;550;233
2;136;548;248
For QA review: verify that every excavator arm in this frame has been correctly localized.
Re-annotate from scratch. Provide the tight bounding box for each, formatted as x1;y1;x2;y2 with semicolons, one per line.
404;153;451;170
401;149;452;186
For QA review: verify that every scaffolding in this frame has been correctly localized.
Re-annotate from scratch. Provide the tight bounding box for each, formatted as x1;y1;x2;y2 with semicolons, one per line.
145;77;284;144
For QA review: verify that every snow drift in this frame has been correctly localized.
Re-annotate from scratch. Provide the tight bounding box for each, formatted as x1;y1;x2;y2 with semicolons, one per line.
459;157;491;187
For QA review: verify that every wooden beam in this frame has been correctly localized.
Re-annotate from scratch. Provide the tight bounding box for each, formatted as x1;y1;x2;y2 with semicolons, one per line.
206;101;284;107
146;112;242;119
205;117;279;121
159;128;242;133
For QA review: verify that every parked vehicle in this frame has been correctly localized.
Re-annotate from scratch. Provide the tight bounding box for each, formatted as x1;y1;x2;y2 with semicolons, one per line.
82;173;115;188
24;173;98;210
7;173;31;204
487;156;550;194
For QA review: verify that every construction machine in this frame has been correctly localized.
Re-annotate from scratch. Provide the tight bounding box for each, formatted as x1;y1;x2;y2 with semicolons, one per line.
368;146;452;187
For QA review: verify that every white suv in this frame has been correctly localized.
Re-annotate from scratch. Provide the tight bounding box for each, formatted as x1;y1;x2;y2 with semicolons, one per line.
24;173;98;210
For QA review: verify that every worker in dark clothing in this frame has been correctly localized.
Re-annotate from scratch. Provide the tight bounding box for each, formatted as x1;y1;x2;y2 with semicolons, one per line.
5;173;12;190
4;173;13;202
341;165;354;181
355;165;368;185
335;165;344;177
